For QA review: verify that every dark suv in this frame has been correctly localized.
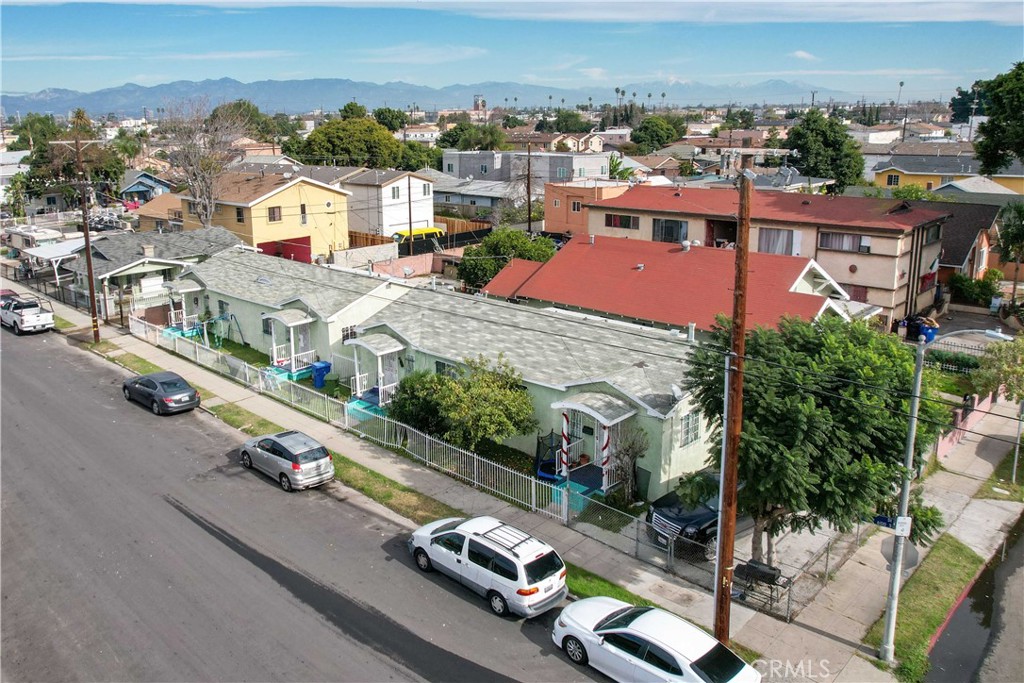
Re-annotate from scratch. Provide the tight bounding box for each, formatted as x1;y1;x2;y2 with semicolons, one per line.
645;478;752;562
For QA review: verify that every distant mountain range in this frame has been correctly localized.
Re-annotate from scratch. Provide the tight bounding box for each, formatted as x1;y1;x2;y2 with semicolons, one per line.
0;77;855;118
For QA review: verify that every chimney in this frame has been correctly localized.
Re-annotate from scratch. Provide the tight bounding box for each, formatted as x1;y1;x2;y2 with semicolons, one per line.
688;322;697;340
141;244;155;258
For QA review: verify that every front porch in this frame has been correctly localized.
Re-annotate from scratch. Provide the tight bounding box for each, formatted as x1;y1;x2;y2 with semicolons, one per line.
344;333;405;407
263;309;317;380
548;392;637;497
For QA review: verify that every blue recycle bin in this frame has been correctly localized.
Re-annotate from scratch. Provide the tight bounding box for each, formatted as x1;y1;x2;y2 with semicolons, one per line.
921;325;938;343
310;360;332;389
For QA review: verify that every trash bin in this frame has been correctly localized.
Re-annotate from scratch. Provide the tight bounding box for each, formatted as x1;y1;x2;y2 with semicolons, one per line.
920;325;938;343
311;360;332;389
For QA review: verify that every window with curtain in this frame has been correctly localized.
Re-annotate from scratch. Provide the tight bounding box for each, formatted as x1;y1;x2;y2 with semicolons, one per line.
819;232;869;253
758;227;794;254
653;219;688;243
604;213;639;229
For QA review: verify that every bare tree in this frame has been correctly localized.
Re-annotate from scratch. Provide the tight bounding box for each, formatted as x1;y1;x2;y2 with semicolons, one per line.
610;423;650;505
162;97;247;227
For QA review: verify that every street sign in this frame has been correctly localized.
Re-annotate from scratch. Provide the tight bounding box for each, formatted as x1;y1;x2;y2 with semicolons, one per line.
881;536;920;570
895;516;913;538
873;515;896;529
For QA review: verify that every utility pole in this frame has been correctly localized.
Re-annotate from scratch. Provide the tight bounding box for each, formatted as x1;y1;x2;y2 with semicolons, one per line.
810;91;817;108
51;130;102;344
879;337;926;663
714;153;753;645
526;143;533;235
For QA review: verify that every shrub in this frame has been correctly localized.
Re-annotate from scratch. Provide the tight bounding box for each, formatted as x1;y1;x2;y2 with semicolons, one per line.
925;349;981;371
949;270;1002;305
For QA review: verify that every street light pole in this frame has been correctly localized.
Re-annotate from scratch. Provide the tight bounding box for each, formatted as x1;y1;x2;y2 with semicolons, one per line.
879;336;926;663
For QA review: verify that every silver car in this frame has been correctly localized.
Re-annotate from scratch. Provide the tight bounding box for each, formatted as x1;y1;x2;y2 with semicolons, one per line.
240;430;334;492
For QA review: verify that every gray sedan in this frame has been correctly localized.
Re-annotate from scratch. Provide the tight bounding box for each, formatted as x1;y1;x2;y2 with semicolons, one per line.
122;371;200;415
240;430;334;492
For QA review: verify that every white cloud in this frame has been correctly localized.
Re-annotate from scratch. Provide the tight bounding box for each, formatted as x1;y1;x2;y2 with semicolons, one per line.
789;50;820;61
163;50;298;61
2;54;117;62
355;43;486;64
579;67;608;80
710;67;949;78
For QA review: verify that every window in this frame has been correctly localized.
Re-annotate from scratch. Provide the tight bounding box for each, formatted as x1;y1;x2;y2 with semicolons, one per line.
758;227;795;255
262;317;272;335
422;184;431;196
557;167;569;178
886;174;900;187
841;283;869;303
601;166;608;175
341;325;356;342
444;194;452;203
391;186;400;200
553;199;561;208
819;232;870;253
300;203;307;225
446;163;454;173
236;207;244;223
924;224;941;244
577;168;586;177
941;175;954;185
467;540;495;568
217;300;229;316
188;201;198;216
653;219;688;244
436;360;457;377
644;644;682;675
480;164;488;174
926;182;934;190
433;532;465;554
602;633;646;658
46;196;57;206
605;213;639;230
469;199;477;206
268;206;282;222
491;554;518;581
571;200;582;213
680;411;700;447
155;220;165;231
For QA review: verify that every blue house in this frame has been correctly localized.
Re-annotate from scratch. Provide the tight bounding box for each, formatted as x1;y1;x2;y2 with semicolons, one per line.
119;171;175;204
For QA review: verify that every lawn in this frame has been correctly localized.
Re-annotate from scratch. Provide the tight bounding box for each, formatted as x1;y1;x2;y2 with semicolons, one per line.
216;338;270;366
863;533;984;682
927;369;975;397
89;340;120;354
974;446;1024;502
53;315;76;331
115;353;163;376
206;403;283;437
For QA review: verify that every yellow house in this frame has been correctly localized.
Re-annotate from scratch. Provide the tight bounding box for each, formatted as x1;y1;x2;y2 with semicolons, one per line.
135;192;184;233
180;171;351;262
872;156;1024;194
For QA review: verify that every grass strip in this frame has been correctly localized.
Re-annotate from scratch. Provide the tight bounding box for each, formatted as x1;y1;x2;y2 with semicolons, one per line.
89;340;120;354
974;446;1024;502
53;315;76;331
206;403;283;437
114;352;163;376
864;533;984;682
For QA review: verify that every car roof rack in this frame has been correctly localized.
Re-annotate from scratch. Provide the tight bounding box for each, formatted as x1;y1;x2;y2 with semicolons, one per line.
477;522;534;557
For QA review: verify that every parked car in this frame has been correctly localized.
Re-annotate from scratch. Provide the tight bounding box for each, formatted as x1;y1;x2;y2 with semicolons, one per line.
240;430;334;492
407;515;568;618
0;289;17;305
122;371;200;415
552;597;761;683
646;475;752;562
0;295;55;334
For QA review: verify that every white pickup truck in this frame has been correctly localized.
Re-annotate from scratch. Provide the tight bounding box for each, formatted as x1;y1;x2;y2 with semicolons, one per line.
0;296;55;334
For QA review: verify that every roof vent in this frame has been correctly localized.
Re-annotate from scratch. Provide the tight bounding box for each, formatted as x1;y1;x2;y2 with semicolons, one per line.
674;192;681;196
802;199;811;205
255;275;272;285
636;263;645;271
589;234;595;245
681;240;691;252
691;240;702;247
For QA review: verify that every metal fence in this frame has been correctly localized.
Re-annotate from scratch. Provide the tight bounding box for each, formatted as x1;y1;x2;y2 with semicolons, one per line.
127;314;825;620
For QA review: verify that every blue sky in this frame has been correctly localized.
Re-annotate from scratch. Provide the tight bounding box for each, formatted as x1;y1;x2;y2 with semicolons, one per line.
1;1;1021;103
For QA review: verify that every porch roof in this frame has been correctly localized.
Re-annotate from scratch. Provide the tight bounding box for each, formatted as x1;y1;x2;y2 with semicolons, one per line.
552;392;637;426
262;308;314;327
345;332;405;356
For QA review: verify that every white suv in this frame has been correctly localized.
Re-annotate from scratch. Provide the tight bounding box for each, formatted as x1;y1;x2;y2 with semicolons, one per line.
408;516;568;617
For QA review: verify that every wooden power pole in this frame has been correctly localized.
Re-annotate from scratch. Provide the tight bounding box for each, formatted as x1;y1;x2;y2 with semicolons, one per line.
714;154;754;644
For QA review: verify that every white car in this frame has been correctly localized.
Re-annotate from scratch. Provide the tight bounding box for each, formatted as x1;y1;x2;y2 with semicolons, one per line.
552;597;761;683
407;516;568;617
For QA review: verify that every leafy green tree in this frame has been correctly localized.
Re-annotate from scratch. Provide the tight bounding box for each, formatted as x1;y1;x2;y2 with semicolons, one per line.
975;62;1024;175
208;99;274;140
111;128;143;167
608;153;632;180
338;102;369;120
5;172;29;216
681;315;948;563
438;355;538;451
388;370;452;436
299;117;401;167
722;108;755;130
458;228;556;288
994;202;1024;304
949;81;990;123
373;107;408;132
502;114;526;129
8;113;62;152
551;110;592;134
973;336;1024;405
786;109;864;193
658;113;690;139
763;127;784;168
437;121;473;148
439;123;507;151
630;116;678;154
398;141;442;171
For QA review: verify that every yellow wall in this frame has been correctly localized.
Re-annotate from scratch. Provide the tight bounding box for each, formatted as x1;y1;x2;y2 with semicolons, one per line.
180;182;350;258
880;170;1023;194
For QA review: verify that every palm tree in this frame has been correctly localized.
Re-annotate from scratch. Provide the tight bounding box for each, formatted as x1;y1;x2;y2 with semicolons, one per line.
631;91;637;102
513;96;518;109
560;97;565;110
588;96;593;111
548;94;553;110
647;93;653;111
661;92;667;111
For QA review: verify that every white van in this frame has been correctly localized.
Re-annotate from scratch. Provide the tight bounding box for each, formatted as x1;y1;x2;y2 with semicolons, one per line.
408;516;568;617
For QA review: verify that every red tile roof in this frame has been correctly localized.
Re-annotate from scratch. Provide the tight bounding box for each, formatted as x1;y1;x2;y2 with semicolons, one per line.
483;258;544;298
485;235;832;330
589;186;949;232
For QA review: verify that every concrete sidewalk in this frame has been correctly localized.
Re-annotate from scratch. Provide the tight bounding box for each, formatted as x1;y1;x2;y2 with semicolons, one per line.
9;277;1022;682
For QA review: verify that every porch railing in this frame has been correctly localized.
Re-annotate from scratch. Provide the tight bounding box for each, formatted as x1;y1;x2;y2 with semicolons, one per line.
168;309;198;330
379;382;398;406
293;349;316;370
271;342;290;364
351;372;369;396
567;438;587;465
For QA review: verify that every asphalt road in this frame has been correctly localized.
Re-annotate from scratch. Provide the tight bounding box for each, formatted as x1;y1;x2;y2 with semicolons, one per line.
1;330;597;682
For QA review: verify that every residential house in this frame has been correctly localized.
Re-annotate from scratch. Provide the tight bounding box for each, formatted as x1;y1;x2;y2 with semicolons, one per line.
505;131;604;154
628;155;683;180
583;186;950;327
416;168;513;218
935;176;1018;196
394;125;441;147
846;124;903;146
62;226;241;321
544;179;632;236
0;150;30;208
596;127;632;147
859;141;975;183
119;170;175;204
922;202;1001;285
441;150;613;186
135;193;184;233
482;235;877;332
705;167;834;193
180;170;352;262
872;155;1024;194
169;248;715;500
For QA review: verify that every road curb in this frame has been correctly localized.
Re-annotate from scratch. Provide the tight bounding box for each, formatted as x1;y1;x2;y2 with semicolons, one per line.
927;554;989;653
